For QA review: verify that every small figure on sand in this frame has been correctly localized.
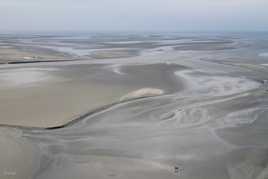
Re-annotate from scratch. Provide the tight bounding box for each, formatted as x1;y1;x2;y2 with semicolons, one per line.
174;164;184;176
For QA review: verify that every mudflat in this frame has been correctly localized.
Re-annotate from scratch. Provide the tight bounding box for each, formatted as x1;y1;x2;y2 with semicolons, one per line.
0;33;268;179
0;63;183;128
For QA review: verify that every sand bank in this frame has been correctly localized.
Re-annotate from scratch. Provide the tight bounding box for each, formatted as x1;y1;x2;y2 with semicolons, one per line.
0;63;183;128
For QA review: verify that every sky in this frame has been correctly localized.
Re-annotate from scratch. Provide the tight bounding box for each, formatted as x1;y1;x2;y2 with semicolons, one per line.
1;0;268;32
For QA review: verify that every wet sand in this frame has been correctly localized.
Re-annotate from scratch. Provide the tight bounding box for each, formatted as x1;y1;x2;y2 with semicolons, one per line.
0;63;183;128
0;33;268;179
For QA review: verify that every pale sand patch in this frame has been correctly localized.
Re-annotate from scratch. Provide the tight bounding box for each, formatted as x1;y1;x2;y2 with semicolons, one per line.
0;46;69;63
0;68;58;87
90;49;138;59
120;88;164;101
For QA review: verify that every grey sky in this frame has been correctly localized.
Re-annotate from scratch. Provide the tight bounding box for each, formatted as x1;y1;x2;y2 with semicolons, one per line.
1;0;268;32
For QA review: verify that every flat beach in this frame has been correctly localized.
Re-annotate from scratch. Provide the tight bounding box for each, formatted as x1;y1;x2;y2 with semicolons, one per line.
0;33;268;179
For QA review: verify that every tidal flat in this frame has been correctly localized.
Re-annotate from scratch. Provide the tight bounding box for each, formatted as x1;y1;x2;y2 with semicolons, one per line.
0;32;268;179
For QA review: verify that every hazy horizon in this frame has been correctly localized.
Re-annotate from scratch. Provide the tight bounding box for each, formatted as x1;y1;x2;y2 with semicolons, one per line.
1;0;268;32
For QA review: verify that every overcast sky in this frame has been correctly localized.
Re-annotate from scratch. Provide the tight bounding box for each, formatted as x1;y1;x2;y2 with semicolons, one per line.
1;0;268;32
